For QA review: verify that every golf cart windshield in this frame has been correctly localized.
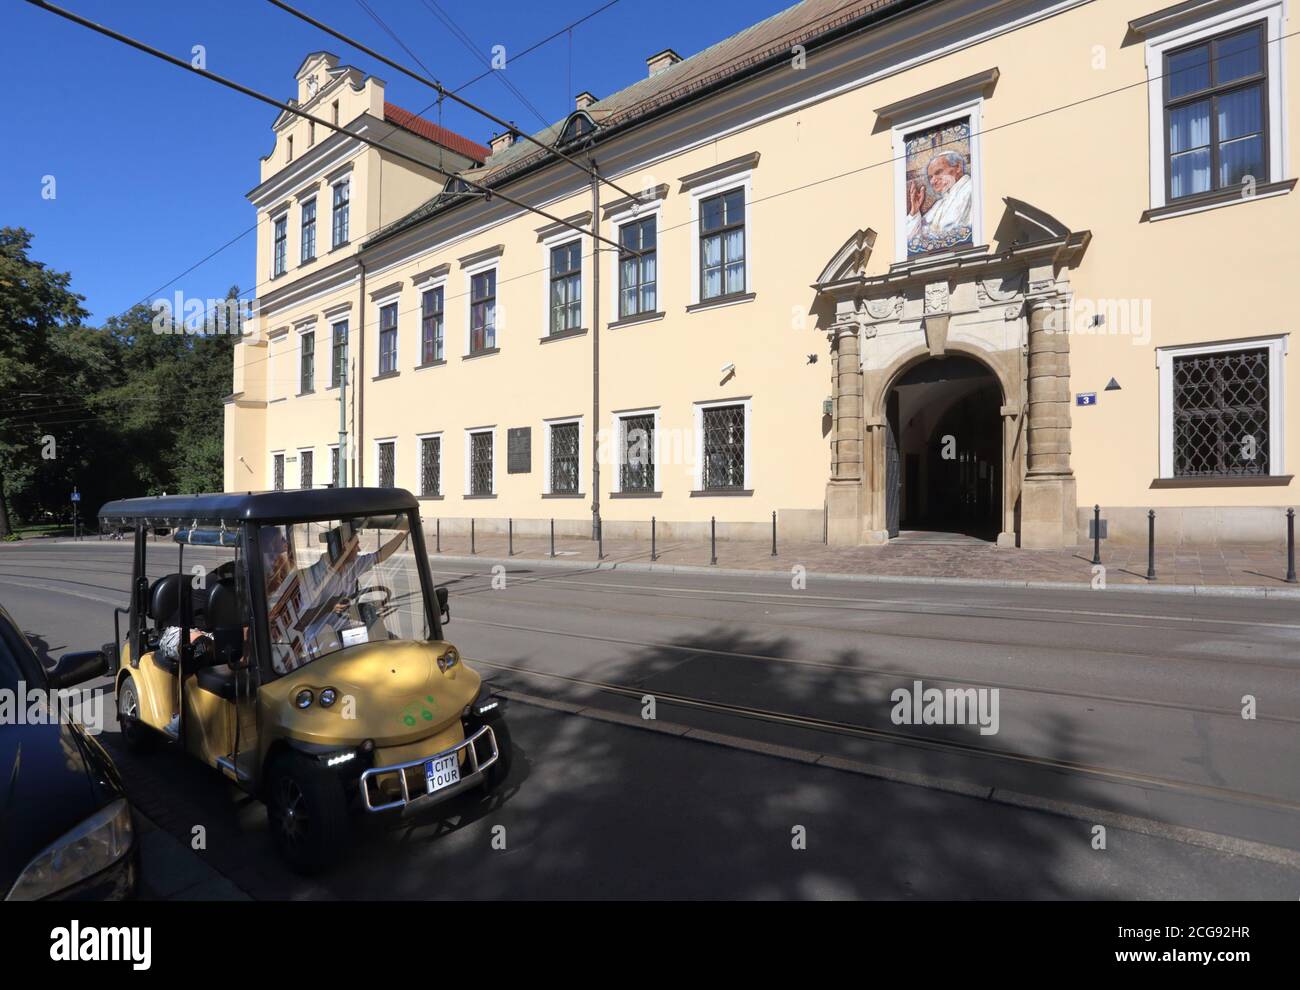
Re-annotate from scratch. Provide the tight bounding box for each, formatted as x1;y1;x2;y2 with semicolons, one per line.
260;513;430;675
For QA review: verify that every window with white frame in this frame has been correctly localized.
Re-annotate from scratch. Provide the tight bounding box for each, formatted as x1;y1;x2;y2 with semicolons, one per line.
329;445;340;487
299;448;314;490
1157;335;1286;478
470;269;496;353
272;215;287;277
420;435;441;497
376;440;396;489
549;240;582;333
547;420;581;494
617;410;656;492
421;286;444;364
618;216;657;318
331;178;350;248
699;188;746;301
330;320;348;387
299;329;315;393
694;399;752;492
300;198;316;263
1139;0;1288;214
378;301;398;375
468;429;494;495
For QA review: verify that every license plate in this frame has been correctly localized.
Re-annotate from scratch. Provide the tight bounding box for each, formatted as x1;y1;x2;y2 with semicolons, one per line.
424;753;460;793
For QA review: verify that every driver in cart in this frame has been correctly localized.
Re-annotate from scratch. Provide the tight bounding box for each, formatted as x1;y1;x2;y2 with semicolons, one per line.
260;522;408;674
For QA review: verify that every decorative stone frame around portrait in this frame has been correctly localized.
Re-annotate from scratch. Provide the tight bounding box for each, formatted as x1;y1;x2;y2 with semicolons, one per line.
889;94;986;265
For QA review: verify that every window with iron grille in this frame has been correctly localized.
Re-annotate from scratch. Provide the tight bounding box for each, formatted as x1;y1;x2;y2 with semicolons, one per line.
300;331;314;393
330;446;340;487
550;422;580;494
377;441;395;489
618;217;657;318
421;287;444;364
331;320;348;388
619;414;655;491
1173;347;1270;476
301;198;316;263
332;179;350;248
699;188;745;301
420;436;441;496
273;453;285;491
379;303;398;375
549;241;582;333
299;450;314;490
1164;23;1268;201
273;215;287;277
702;404;746;490
470;431;493;495
470;270;496;353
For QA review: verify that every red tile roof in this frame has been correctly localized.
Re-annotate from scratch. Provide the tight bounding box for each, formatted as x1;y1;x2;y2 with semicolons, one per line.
383;102;490;163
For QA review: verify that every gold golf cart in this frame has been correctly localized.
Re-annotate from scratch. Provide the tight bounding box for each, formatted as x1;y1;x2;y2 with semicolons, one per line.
91;488;509;873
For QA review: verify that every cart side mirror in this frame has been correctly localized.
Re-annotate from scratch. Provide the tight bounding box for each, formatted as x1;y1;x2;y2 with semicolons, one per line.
46;650;109;689
213;626;244;667
436;587;450;625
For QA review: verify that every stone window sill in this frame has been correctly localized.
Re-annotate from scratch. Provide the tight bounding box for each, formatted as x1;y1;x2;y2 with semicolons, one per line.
690;488;753;497
540;327;587;343
608;311;665;330
686;292;755;314
1141;179;1296;223
1149;475;1292;489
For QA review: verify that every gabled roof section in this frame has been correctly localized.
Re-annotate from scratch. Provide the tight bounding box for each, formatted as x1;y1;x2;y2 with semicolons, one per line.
383;102;490;163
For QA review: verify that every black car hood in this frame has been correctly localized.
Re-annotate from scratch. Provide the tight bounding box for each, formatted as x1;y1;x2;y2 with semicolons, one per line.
0;719;106;897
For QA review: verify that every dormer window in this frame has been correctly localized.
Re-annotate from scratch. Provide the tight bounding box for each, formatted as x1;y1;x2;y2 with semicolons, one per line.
557;111;596;148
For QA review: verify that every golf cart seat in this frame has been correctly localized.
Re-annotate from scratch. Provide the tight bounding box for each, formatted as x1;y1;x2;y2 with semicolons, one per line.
194;579;248;702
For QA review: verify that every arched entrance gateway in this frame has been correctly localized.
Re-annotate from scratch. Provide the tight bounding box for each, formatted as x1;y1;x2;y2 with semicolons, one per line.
812;201;1091;549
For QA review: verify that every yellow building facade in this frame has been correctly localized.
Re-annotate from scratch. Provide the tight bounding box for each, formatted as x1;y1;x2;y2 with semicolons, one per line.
226;0;1299;548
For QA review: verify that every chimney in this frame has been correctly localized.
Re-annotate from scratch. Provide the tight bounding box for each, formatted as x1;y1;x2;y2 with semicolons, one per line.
488;129;515;155
575;91;598;111
646;48;682;77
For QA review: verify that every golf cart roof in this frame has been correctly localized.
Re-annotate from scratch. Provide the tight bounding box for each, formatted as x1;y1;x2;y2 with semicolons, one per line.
98;488;419;525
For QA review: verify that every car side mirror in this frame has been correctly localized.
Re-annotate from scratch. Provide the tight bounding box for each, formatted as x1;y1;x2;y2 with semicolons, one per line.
213;626;244;667
436;587;450;625
46;650;109;689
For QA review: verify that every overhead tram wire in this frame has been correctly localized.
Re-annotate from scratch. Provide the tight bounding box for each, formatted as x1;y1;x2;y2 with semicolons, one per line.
267;0;643;205
24;0;630;258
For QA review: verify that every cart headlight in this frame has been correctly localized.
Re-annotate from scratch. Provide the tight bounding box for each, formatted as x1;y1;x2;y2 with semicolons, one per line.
319;688;338;708
437;647;459;673
6;798;133;901
295;689;314;709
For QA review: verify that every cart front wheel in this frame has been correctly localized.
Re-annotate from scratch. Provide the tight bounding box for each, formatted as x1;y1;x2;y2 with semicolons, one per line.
266;751;350;874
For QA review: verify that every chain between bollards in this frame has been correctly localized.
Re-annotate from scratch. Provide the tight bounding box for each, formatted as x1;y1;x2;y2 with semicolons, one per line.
710;516;717;566
1091;504;1102;565
1146;509;1156;581
1287;508;1297;584
651;516;657;562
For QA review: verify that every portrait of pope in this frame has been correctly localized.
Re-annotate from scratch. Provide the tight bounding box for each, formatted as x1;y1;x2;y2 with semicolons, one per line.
904;120;974;257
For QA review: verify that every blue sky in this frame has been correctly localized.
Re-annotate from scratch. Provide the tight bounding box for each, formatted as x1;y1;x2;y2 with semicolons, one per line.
2;0;794;325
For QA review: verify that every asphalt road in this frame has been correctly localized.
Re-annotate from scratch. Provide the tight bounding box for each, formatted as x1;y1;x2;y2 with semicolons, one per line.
2;539;1298;899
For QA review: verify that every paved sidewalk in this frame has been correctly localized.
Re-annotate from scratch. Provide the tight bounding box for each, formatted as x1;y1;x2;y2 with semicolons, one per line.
426;529;1299;596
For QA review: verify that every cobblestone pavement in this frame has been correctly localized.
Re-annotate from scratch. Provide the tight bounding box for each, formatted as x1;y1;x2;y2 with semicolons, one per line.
424;529;1297;592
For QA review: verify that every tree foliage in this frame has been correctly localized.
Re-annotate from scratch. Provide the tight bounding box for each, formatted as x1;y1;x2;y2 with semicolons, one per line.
0;227;234;536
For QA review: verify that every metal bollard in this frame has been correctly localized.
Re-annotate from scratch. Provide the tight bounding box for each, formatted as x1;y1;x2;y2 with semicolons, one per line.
651;516;657;562
550;518;555;559
436;518;441;554
471;519;475;556
508;518;513;557
710;516;717;566
597;518;604;560
1146;510;1156;581
1091;504;1102;565
1287;508;1297;584
771;510;777;557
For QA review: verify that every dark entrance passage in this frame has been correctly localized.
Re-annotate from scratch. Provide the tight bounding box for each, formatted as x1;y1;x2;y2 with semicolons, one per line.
885;356;1001;541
